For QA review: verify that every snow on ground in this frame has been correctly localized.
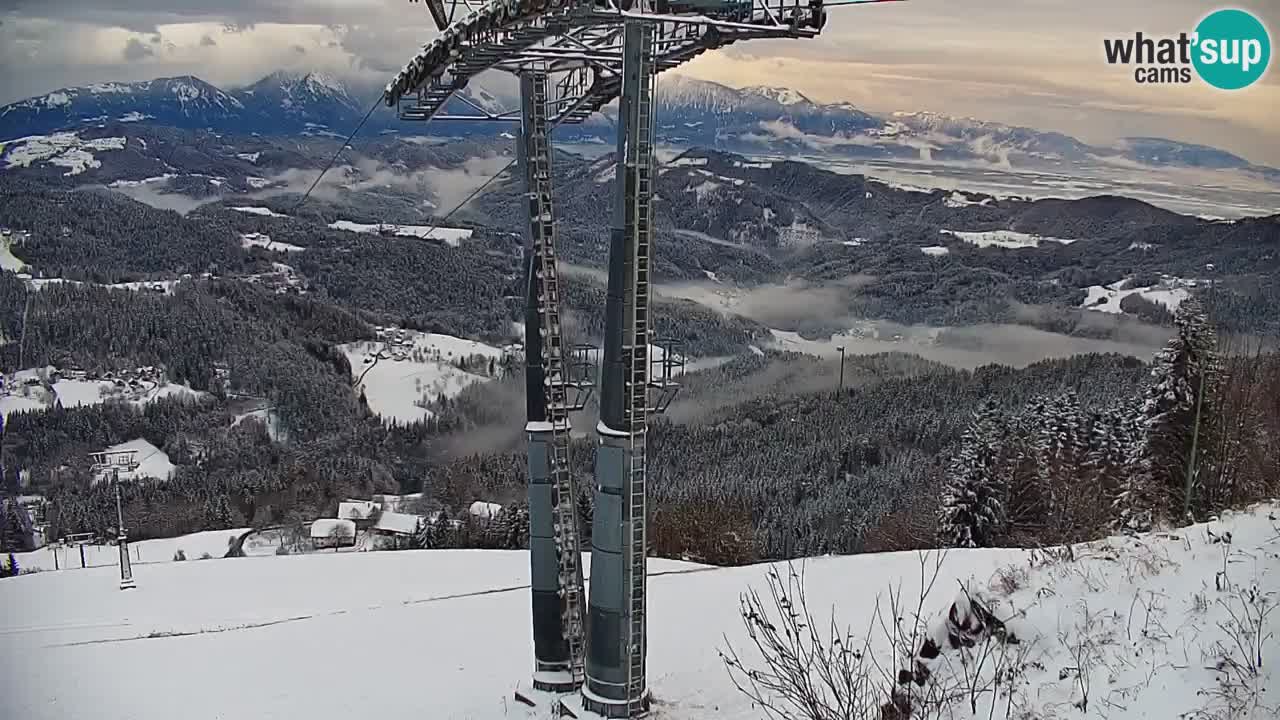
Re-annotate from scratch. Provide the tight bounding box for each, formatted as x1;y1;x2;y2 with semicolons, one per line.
940;228;1078;248
1082;276;1195;314
1;237;25;271
231;406;288;442
14;528;251;573
118;112;151;123
236;152;261;163
943;190;993;207
239;232;305;252
28;278;180;294
245;176;271;189
340;330;506;424
2;371;203;417
327;220;473;246
0;392;45;419
108;173;178;188
230;206;288;217
1;132;126;176
6;507;1272;720
921;245;950;256
89;438;175;484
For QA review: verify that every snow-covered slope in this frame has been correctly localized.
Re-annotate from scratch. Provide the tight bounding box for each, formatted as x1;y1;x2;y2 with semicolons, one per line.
14;528;252;572
0;77;244;140
4;505;1274;720
341;330;508;424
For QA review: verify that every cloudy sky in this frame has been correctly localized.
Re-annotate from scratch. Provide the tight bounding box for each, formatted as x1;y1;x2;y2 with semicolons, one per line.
1;0;1276;164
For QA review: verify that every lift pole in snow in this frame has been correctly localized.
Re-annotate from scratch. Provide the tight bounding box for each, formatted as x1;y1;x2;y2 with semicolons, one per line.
387;0;831;715
114;472;135;590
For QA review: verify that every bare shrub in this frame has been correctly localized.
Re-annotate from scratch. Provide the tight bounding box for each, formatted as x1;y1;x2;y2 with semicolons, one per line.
1197;583;1277;719
720;552;1031;720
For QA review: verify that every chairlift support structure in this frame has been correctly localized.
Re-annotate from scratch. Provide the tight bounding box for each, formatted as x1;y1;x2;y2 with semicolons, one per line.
387;0;830;715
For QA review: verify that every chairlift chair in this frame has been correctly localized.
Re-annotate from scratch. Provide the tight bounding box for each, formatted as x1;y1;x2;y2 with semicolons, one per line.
647;336;684;414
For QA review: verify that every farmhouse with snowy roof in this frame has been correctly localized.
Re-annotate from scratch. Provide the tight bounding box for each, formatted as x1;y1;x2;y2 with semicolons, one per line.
369;511;423;550
309;518;356;550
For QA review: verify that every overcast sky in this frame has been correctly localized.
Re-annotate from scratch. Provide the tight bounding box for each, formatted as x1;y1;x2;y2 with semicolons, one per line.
1;0;1276;164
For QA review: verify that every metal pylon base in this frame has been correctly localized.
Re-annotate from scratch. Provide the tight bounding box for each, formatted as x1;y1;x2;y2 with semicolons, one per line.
513;679;580;717
532;669;579;693
579;686;650;718
119;578;136;590
557;688;650;719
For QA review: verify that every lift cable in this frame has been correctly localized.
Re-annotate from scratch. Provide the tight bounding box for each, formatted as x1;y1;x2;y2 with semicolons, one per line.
292;94;386;211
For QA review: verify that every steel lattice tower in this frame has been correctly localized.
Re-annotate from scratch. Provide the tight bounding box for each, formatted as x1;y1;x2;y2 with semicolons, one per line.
386;1;829;714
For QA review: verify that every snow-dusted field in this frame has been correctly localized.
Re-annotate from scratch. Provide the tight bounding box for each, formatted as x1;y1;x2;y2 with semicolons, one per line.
1082;277;1195;314
14;528;252;573
1;131;128;176
1;373;204;419
340;331;507;424
940;228;1077;248
230;205;288;217
239;232;305;252
327;219;474;246
1;237;26;271
3;507;1273;720
27;277;181;294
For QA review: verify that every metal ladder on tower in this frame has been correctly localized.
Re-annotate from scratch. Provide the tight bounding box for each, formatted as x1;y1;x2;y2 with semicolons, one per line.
623;23;656;715
529;72;587;689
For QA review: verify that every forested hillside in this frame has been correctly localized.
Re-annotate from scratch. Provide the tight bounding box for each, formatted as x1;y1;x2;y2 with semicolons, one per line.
2;132;1277;560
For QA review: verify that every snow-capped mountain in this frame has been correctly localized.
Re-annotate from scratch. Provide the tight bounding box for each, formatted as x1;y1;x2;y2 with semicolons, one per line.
234;71;364;129
0;71;1274;182
0;77;246;141
648;74;882;146
742;85;811;106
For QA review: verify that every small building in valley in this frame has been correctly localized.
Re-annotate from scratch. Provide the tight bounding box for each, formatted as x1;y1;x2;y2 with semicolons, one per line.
310;518;356;550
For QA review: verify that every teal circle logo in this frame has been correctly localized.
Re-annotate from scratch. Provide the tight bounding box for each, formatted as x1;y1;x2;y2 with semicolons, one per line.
1192;8;1271;89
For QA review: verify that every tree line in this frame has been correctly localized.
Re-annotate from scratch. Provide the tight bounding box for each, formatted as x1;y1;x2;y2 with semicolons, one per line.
938;297;1279;549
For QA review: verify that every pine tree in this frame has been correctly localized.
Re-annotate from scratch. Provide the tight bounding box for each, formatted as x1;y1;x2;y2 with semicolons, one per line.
1003;396;1048;537
939;399;1008;548
1133;297;1221;526
1033;392;1088;539
1085;407;1127;496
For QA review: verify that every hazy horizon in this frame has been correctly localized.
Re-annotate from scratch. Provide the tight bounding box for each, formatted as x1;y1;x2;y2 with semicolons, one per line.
1;0;1276;165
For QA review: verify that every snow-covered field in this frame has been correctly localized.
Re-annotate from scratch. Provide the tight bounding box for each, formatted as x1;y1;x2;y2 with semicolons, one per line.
230;205;288;217
1082;276;1195;314
1;239;26;271
3;507;1274;720
1;131;127;176
1;371;204;419
239;232;304;252
14;528;252;573
940;228;1078;248
327;220;474;246
339;331;507;424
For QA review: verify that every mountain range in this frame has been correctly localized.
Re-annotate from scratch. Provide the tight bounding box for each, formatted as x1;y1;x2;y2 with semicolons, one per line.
1;71;1275;183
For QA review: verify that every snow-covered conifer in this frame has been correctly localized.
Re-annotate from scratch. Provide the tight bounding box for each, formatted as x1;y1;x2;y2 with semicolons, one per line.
939;399;1008;548
1133;296;1221;525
